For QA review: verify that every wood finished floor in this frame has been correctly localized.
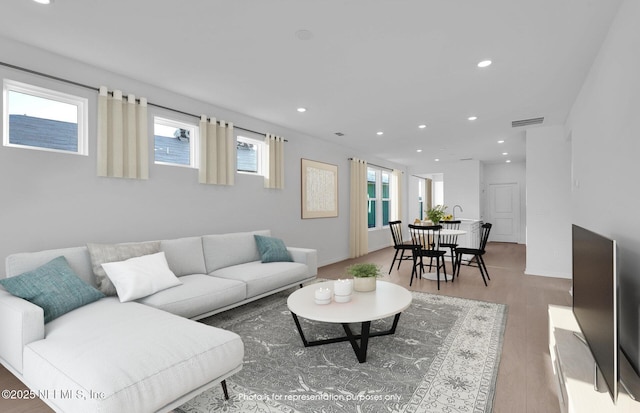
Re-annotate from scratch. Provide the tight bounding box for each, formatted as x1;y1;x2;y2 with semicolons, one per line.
0;242;571;413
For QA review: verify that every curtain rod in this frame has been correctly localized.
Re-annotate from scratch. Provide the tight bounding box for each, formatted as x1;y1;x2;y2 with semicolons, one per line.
348;158;404;173
0;60;285;140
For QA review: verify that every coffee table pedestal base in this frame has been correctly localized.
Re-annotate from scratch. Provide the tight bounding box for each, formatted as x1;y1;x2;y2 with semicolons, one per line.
290;312;402;363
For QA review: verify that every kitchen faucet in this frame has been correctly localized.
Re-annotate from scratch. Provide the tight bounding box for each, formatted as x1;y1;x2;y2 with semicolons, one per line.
453;205;463;219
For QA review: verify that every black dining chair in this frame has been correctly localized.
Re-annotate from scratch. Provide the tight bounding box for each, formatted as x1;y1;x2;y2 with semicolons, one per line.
454;223;492;286
440;220;461;276
388;220;415;274
408;224;448;290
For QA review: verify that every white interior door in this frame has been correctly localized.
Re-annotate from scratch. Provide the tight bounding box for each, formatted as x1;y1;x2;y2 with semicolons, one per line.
488;183;520;243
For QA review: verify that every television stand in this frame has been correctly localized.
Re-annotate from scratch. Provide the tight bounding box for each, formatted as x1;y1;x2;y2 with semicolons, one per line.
548;305;638;413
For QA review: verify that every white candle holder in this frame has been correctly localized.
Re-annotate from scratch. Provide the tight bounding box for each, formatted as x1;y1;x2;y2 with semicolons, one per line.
333;279;353;303
314;287;332;305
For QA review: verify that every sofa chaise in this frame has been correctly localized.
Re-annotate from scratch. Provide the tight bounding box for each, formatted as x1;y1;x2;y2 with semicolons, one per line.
0;230;318;413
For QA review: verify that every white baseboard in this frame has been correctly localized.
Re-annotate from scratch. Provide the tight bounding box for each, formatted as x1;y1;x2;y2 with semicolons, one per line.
524;267;572;279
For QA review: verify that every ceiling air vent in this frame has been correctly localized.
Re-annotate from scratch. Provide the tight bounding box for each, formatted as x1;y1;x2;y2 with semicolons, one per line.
459;157;473;161
512;117;544;128
334;132;344;136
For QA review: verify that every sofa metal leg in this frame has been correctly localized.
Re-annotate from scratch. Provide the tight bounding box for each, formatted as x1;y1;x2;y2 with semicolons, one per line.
221;380;229;400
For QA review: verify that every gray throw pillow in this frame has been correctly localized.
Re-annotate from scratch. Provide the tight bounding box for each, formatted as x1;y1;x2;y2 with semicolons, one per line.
86;241;161;295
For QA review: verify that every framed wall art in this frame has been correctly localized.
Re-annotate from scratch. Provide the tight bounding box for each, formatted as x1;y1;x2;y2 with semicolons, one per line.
301;158;338;219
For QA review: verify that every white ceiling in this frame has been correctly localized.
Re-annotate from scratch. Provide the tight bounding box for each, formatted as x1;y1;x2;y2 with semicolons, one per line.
0;0;623;169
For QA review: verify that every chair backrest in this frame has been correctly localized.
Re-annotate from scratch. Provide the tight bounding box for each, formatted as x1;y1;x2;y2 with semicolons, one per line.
478;223;492;252
389;220;405;247
440;220;461;245
408;224;443;250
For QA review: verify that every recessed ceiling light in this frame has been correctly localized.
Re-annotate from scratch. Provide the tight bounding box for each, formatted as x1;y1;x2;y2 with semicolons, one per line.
33;0;52;3
468;116;477;121
506;160;512;163
416;149;423;153
497;140;505;144
502;152;508;155
477;60;492;68
418;124;427;129
376;131;384;136
435;158;440;162
296;107;307;113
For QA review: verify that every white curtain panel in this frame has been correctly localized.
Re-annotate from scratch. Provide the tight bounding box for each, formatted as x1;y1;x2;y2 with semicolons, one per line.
391;169;403;221
97;87;149;179
425;178;433;211
264;134;285;189
349;158;369;258
198;116;235;185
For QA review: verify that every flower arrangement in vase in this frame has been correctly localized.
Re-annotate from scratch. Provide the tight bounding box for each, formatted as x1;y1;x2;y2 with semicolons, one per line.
425;205;448;226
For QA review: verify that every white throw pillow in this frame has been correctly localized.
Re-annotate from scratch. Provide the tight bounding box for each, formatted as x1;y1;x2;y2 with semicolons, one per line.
101;252;182;302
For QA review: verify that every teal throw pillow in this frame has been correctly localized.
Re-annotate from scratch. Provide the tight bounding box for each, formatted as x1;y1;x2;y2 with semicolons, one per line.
254;235;293;263
0;256;105;323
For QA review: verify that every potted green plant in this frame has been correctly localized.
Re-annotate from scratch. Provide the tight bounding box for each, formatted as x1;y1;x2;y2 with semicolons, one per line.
425;205;448;225
346;263;381;292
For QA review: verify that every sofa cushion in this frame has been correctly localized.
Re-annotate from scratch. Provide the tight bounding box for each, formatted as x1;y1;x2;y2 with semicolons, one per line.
254;235;293;263
137;274;246;319
0;256;104;323
87;241;161;296
202;230;270;273
23;298;244;413
160;236;207;277
210;261;310;298
101;252;182;302
5;246;95;286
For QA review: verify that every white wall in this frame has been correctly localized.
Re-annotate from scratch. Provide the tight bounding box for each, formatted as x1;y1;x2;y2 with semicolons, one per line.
409;160;482;221
482;162;527;244
525;125;572;278
0;36;406;271
566;0;640;371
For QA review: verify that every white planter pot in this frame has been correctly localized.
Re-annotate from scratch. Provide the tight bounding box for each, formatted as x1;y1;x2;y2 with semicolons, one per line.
353;277;376;292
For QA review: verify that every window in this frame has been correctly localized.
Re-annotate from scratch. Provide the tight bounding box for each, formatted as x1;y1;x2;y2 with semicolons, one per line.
418;179;424;220
367;169;376;228
237;135;265;175
153;117;198;167
3;79;88;155
382;171;390;226
367;167;392;229
433;179;444;206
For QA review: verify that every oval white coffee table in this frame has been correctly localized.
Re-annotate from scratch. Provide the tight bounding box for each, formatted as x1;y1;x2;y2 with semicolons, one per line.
287;280;412;363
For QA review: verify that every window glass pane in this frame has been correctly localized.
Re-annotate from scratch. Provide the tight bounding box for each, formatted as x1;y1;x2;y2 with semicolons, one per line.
7;90;79;152
382;200;390;226
382;172;390;198
368;200;377;228
237;140;258;173
367;169;377;199
367;181;376;199
153;118;194;166
434;180;444;206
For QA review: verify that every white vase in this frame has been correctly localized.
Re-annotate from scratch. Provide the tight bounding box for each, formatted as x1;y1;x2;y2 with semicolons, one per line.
353;277;376;292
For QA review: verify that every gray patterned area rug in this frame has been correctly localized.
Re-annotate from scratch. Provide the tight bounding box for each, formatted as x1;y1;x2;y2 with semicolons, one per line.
176;288;507;413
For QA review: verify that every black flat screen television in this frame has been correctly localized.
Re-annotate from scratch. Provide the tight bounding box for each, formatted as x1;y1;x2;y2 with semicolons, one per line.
572;224;618;403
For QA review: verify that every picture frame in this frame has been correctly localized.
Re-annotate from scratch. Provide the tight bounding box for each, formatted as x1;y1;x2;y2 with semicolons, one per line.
301;158;338;219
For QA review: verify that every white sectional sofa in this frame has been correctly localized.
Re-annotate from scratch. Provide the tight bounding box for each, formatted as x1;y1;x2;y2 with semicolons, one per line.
0;230;318;413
